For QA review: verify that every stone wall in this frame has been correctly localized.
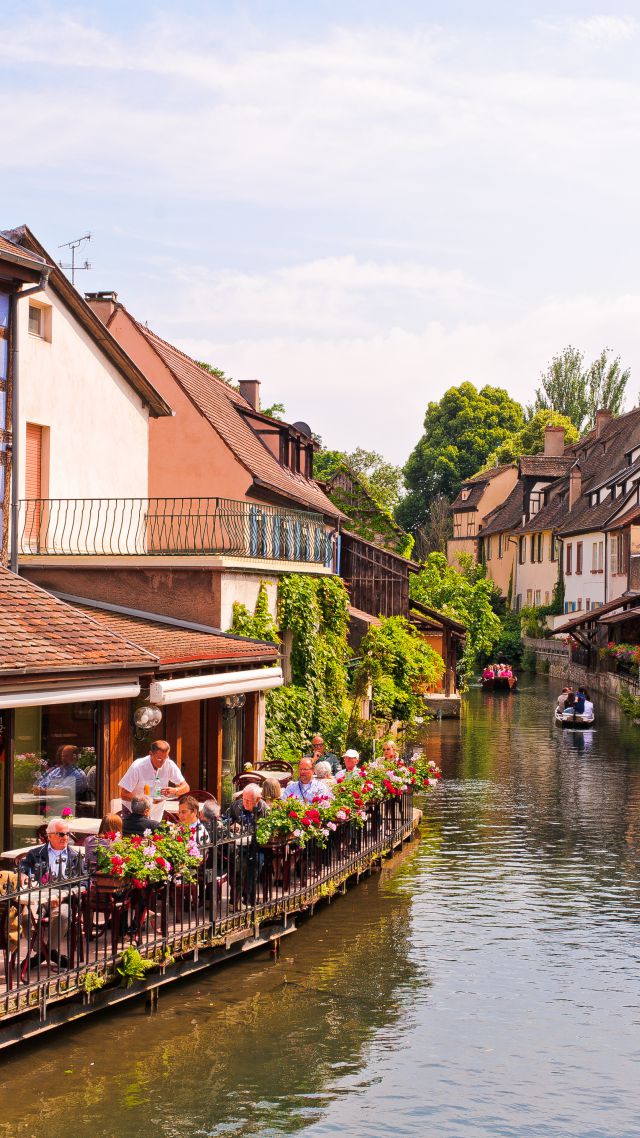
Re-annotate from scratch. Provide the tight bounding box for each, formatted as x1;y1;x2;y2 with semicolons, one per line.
522;636;640;704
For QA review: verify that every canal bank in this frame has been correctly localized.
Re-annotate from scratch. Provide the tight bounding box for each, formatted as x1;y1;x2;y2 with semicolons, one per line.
2;675;640;1138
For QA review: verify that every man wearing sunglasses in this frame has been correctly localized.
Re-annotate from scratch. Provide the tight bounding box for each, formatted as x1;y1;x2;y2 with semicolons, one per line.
20;818;84;970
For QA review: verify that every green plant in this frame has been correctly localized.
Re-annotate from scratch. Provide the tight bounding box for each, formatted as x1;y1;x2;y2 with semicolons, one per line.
619;686;640;720
354;616;444;729
230;583;280;644
81;970;105;994
116;947;156;989
522;646;537;672
410;552;502;678
491;610;524;666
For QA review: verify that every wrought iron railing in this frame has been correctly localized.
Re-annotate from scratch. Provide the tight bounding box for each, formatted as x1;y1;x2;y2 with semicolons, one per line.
0;795;414;1033
17;497;335;564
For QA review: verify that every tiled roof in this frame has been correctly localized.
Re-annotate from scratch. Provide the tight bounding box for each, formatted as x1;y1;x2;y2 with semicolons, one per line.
450;484;485;512
69;603;279;667
463;465;515;485
128;315;342;518
0;232;46;269
518;455;572;478
480;484;524;536
0;569;156;675
554;488;636;537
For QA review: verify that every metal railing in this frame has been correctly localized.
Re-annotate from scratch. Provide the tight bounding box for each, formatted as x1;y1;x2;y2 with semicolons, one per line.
0;795;414;1028
17;497;335;564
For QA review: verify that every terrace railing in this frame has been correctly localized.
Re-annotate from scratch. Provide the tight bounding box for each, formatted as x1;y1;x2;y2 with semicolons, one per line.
17;497;335;565
0;795;414;1032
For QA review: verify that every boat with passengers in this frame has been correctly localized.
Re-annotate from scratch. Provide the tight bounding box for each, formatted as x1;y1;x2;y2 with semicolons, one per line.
554;686;595;728
482;663;517;692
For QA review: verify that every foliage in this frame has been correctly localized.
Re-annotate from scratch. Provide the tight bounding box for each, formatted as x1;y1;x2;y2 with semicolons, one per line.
116;947;156;989
230;583;280;644
529;346;630;432
354;616;445;727
482;410;579;468
255;752;442;848
262;401;286;419
13;752;46;792
492;611;524;667
619;686;640;720
314;447;404;513
96;825;202;887
519;606;549;639
410;552;502;677
398;383;524;530
321;460;413;557
262;575;350;761
81;970;105;994
521;646;537;672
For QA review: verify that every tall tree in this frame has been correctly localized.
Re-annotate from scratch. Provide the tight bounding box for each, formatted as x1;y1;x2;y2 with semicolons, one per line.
397;383;523;531
530;346;630;432
482;410;579;468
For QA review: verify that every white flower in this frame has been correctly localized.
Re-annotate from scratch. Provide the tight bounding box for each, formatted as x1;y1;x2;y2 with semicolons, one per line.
428;778;438;786
293;829;302;838
327;821;337;831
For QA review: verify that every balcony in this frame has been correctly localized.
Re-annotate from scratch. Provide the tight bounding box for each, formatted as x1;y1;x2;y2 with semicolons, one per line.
17;497;335;566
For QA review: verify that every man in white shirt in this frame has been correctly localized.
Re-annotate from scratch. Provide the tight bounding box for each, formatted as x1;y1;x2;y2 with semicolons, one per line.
119;740;189;807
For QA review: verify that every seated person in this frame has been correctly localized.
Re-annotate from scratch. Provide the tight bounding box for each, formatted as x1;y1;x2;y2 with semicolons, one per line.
19;818;84;970
336;749;361;782
283;757;334;802
226;783;268;826
482;665;494;680
200;798;222;836
574;688;587;715
305;734;341;775
262;776;283;807
382;740;399;762
178;794;210;846
557;687;572;712
34;745;88;799
118;741;189;809
314;760;336;790
122;795;162;837
84;813;123;873
581;690;594;718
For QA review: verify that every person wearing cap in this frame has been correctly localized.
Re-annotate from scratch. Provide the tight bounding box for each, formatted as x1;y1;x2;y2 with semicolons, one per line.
337;749;361;781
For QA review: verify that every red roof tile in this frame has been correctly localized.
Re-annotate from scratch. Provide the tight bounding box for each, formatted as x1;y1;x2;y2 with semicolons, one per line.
0;569;156;675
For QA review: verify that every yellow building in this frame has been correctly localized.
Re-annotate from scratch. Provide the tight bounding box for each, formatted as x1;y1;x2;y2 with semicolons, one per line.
447;465;517;567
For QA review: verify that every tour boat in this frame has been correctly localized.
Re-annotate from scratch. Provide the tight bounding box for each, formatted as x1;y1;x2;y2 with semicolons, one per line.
482;672;518;692
554;708;595;729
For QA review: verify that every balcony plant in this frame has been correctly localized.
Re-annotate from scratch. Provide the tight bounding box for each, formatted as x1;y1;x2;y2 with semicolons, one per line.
95;825;201;888
600;643;640;676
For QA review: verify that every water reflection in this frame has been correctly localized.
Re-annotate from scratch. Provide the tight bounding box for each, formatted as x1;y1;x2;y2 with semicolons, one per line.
2;676;640;1138
0;849;423;1138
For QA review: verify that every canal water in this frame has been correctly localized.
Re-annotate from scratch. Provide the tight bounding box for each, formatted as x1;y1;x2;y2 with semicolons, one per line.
1;675;640;1138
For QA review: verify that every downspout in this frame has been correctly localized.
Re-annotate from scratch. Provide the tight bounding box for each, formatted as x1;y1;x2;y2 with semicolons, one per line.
9;271;50;574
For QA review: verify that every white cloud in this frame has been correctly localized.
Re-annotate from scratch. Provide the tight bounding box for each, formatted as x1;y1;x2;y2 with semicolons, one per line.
573;16;639;44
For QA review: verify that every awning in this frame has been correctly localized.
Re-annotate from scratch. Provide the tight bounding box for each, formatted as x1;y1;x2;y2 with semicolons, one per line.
598;606;640;626
149;666;283;706
0;680;141;710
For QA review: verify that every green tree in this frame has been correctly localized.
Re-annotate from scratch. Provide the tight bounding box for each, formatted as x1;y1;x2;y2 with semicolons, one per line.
354;616;444;729
410;552;502;678
196;361;239;390
530;346;630;432
482;409;579;468
262;401;286;419
315;447;403;513
397;383;523;530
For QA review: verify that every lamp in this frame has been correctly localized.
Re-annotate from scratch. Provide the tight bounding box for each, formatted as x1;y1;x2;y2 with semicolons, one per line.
133;705;163;730
223;693;246;711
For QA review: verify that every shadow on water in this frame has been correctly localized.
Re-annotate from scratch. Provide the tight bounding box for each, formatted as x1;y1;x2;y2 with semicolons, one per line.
0;844;426;1138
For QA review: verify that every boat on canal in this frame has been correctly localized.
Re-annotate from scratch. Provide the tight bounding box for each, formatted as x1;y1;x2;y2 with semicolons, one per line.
481;666;517;692
554;708;595;728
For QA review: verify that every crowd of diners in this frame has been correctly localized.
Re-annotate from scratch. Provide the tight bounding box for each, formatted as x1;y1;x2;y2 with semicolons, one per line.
8;735;401;971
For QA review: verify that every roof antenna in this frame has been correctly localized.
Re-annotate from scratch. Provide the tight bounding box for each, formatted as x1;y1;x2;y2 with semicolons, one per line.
58;233;92;286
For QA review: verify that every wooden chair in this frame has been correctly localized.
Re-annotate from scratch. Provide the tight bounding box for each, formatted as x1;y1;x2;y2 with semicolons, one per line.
255;760;294;775
232;771;267;792
187;790;217;803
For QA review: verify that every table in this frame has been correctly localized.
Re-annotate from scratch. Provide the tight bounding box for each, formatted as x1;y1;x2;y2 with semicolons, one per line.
1;844;83;864
256;768;293;789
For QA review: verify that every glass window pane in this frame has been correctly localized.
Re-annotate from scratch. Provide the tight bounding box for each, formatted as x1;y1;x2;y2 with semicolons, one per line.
0;294;9;330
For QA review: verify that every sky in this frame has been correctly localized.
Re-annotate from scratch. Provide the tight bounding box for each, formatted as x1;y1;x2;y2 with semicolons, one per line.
2;1;640;463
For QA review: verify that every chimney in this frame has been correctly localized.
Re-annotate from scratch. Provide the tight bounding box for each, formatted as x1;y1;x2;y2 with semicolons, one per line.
569;463;582;510
595;408;613;438
239;379;261;411
85;290;118;324
544;425;565;457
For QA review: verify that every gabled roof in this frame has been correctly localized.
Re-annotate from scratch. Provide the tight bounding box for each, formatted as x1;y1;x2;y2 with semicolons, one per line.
479;484;524;537
409;599;466;636
518;455;572;478
464;464;515;485
66;601;279;668
554;486;636;538
450;465;515;512
0;233;47;274
1;227;172;419
0;569;157;676
117;308;342;519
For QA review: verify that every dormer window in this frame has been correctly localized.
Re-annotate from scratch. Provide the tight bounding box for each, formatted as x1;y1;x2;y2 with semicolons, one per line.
460;488;470;501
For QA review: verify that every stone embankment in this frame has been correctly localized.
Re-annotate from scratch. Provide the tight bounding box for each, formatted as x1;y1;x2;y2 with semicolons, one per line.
522;636;640;703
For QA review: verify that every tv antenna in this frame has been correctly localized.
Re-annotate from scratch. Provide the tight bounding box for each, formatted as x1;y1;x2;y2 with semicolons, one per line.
58;233;92;286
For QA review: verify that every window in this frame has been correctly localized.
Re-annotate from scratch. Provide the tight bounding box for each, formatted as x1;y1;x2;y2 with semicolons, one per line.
534;589;541;606
544;591;550;604
586;597;591;610
526;589;533;606
591;542;598;572
537;533;543;562
498;534;504;560
460;489;470;501
466;518;476;536
598;541;604;572
453;518;461;538
518;536;526;565
530;534;536;563
485;536;492;559
551;535;558;562
566;543;573;575
577;597;582;611
28;304;42;337
576;541;583;575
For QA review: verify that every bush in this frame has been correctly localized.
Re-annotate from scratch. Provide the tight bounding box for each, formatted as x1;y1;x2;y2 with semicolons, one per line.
522;646;537;672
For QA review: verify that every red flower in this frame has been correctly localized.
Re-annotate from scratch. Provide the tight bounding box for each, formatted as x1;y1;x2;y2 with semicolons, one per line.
289;811;298;819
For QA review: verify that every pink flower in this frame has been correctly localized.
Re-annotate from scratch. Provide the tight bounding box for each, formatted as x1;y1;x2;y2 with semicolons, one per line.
61;806;73;818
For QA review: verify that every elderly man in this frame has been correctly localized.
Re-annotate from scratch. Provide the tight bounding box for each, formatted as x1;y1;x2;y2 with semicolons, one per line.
118;740;189;807
284;757;334;803
178;794;210;846
305;735;340;776
226;783;268;826
20;818;84;970
122;795;162;836
337;748;361;781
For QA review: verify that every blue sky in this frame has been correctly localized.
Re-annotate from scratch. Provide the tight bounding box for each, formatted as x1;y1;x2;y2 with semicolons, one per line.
2;3;640;461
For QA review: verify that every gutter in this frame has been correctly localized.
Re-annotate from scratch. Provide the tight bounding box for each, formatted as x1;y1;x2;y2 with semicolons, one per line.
9;268;51;574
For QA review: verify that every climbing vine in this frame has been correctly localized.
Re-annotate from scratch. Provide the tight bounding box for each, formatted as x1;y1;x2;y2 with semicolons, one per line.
353;616;444;729
230;583;280;644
